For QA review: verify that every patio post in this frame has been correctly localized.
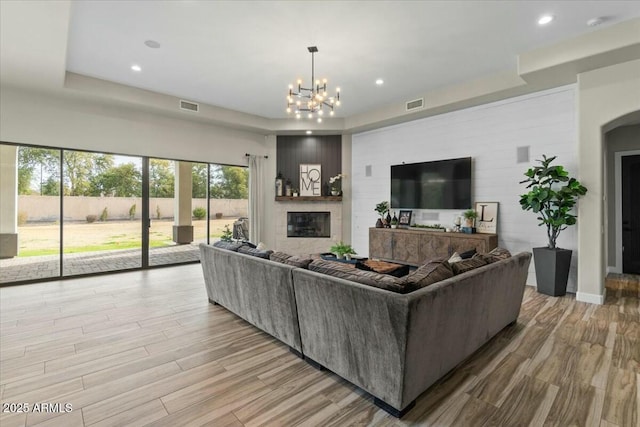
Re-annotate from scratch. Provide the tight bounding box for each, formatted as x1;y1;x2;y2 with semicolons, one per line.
0;145;19;258
173;161;193;244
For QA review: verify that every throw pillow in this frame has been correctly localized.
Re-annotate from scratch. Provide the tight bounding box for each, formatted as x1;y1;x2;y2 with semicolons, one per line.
480;247;512;264
459;248;477;259
269;251;292;264
283;256;313;269
448;252;463;263
404;260;454;291
212;241;243;252
450;257;488;275
237;245;273;259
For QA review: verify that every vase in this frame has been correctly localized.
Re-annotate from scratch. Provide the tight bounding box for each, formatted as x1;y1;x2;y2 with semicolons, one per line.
331;190;339;196
375;218;384;228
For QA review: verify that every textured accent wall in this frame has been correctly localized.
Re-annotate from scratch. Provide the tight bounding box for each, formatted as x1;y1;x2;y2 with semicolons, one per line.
352;86;578;291
276;135;341;195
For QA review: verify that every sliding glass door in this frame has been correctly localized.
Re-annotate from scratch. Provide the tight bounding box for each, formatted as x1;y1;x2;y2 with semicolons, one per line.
148;159;206;266
62;151;143;276
0;144;61;283
0;142;249;285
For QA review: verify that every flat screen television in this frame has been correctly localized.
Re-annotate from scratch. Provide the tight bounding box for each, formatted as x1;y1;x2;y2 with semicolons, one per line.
391;157;472;209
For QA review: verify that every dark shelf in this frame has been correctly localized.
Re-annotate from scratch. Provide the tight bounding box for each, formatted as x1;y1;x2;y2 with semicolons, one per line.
275;196;342;202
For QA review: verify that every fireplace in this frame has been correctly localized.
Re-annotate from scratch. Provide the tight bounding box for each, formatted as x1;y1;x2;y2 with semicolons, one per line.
287;212;330;238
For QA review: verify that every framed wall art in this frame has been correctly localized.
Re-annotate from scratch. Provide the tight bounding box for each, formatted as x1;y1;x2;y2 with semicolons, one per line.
398;210;413;227
474;202;498;234
299;164;322;196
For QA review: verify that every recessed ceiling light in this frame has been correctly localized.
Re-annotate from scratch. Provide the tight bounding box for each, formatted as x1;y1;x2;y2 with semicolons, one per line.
131;64;142;72
375;79;384;86
538;15;554;25
306;130;312;134
144;40;161;49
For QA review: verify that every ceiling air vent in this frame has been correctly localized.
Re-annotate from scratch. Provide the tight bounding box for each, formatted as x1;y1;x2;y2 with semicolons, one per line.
179;100;199;112
406;98;424;112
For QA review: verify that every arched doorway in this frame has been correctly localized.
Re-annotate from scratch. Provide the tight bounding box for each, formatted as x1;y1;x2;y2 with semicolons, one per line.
603;110;640;292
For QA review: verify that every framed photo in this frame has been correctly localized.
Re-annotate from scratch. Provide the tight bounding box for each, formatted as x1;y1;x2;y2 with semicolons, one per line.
299;164;322;196
475;202;498;234
398;210;413;227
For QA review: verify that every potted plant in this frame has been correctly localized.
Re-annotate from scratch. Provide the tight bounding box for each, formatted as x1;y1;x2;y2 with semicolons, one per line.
462;209;478;231
330;241;357;260
374;201;389;228
329;174;343;196
220;224;234;242
519;155;587;296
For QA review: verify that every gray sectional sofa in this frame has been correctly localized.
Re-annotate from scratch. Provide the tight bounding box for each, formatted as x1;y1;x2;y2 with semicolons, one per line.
199;243;531;417
200;243;303;352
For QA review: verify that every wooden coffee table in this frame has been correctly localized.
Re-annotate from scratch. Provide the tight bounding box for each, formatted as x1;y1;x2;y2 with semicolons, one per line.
357;259;410;277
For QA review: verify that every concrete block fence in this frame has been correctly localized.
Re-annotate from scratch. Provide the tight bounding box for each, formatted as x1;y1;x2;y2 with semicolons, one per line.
18;195;248;222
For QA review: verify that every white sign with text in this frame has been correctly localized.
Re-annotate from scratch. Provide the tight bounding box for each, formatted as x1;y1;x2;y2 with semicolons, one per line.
300;164;322;196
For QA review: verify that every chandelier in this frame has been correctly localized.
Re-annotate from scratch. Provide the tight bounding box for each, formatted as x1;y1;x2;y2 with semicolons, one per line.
287;46;341;123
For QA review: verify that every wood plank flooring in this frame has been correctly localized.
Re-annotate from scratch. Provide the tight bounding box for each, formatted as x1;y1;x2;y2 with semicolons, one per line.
0;265;638;426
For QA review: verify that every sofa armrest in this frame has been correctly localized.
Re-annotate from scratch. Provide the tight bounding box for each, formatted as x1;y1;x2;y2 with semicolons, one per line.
401;252;532;406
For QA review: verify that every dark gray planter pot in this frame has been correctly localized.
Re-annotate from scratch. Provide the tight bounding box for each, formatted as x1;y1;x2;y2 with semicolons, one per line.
533;247;572;296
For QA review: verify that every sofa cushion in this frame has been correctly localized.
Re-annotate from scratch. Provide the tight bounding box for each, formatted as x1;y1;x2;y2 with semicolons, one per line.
480;247;512;264
283;256;314;269
405;259;454;290
309;260;410;293
450;256;488;275
212;241;244;252
270;251;292;263
238;245;274;259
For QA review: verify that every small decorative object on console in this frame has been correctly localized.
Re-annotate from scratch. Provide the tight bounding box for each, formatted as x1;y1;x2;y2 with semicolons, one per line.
390;212;398;228
398;210;412;228
375;201;390;228
462;209;477;233
475;202;498;234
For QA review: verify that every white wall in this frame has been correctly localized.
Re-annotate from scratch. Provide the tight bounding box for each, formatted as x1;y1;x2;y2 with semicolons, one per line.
352;86;578;291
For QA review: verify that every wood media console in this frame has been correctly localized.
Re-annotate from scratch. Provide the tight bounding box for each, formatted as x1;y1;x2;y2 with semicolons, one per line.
369;227;498;266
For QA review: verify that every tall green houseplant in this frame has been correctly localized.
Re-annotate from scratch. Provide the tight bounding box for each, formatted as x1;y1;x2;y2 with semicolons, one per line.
519;155;587;296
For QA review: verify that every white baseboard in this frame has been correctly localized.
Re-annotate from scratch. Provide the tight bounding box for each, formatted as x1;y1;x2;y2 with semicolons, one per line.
576;289;606;305
607;265;622;274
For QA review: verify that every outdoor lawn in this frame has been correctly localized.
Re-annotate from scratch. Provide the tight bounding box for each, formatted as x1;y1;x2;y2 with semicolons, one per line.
17;218;239;257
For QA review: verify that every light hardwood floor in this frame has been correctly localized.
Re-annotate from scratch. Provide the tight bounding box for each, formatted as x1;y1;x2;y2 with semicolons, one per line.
0;265;638;426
